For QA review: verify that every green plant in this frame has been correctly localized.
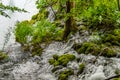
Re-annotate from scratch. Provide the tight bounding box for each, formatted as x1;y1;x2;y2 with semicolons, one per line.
15;21;33;45
79;0;120;31
32;19;62;44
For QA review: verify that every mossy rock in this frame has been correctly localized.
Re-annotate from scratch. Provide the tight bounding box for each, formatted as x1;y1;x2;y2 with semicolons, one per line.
58;54;76;66
102;34;120;46
0;52;8;61
77;42;100;55
101;46;116;57
48;54;76;67
77;42;116;57
58;69;74;80
77;63;85;74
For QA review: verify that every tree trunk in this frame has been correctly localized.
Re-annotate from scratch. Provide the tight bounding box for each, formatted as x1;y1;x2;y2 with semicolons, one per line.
62;0;76;40
117;0;120;11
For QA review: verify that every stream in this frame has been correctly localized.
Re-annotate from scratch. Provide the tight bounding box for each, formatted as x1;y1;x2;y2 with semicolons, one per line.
0;0;120;80
0;31;120;80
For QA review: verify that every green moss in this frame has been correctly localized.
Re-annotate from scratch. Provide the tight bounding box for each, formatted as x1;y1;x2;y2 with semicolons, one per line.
0;52;8;61
102;33;120;46
101;47;116;57
78;63;85;74
32;48;43;56
58;54;76;66
31;9;49;23
58;69;74;80
77;42;100;55
77;42;116;57
53;54;59;60
22;45;30;51
48;54;76;67
113;29;120;35
54;61;60;66
49;59;55;65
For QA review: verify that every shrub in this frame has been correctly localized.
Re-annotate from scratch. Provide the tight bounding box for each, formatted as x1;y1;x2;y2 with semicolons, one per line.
79;0;120;31
32;19;62;44
15;21;33;45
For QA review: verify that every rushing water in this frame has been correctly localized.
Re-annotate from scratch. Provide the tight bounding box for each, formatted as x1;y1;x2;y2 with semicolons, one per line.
0;31;120;80
0;0;38;50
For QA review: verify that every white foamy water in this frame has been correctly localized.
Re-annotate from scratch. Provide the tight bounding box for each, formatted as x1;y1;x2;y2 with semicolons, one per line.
0;0;38;50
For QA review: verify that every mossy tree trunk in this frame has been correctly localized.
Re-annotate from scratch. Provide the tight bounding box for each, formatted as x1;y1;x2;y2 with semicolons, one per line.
62;0;77;40
117;0;120;11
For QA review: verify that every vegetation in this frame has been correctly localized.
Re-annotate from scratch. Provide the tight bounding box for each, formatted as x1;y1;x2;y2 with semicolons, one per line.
2;0;120;79
77;63;85;74
49;54;76;66
58;69;74;80
0;2;26;18
0;51;8;61
76;42;116;57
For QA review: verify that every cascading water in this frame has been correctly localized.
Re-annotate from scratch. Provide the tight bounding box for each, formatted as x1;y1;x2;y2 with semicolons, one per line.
0;31;120;80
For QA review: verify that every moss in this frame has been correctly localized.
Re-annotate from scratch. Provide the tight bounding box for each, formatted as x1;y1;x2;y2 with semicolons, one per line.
32;48;43;56
77;42;116;57
53;54;59;60
54;61;60;66
113;29;120;35
77;63;85;74
102;47;116;57
102;33;120;46
49;59;55;65
58;69;74;80
31;9;49;23
48;54;76;67
58;54;76;66
77;42;100;55
0;52;8;61
22;45;30;51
